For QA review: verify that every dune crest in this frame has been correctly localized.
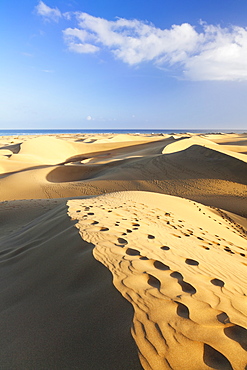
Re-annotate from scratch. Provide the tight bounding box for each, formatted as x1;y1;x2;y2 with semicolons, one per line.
0;133;246;217
162;135;247;162
68;191;247;370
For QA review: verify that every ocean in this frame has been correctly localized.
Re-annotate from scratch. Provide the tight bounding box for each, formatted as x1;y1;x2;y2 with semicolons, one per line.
0;129;245;136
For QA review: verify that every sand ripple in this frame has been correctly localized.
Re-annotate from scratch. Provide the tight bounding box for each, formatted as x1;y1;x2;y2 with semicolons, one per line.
69;191;247;370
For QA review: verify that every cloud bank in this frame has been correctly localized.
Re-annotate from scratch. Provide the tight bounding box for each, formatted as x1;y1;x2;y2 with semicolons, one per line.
36;2;247;81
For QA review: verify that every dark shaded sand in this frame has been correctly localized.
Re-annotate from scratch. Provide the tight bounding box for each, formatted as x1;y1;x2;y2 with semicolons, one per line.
0;203;141;369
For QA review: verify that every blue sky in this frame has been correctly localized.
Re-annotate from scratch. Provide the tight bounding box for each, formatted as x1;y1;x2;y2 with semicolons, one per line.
1;0;247;129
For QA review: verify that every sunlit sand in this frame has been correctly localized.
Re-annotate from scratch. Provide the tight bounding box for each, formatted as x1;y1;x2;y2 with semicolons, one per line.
0;132;246;369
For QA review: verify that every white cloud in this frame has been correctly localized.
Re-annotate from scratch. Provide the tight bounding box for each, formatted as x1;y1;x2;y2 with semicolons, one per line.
63;28;99;53
183;25;247;80
64;14;201;66
67;42;99;54
86;115;92;120
35;1;61;22
63;28;90;43
36;2;247;81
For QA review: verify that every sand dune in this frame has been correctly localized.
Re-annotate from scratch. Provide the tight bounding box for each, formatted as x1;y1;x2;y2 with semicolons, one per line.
162;135;247;162
0;133;246;369
0;191;246;369
0;133;246;216
68;191;247;370
202;133;247;148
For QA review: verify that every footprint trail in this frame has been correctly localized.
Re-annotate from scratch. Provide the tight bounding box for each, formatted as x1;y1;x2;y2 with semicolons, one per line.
68;191;247;370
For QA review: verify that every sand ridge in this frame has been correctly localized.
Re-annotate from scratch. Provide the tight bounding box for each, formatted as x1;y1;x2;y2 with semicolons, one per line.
0;133;246;216
162;135;247;162
68;191;247;370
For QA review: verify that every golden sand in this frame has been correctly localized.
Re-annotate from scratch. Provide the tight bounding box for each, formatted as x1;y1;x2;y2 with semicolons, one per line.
0;133;246;369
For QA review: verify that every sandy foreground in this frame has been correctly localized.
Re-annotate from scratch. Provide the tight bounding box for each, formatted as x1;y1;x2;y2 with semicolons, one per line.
0;132;246;369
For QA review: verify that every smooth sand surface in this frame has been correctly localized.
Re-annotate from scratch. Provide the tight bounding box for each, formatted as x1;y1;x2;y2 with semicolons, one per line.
0;133;246;216
0;133;246;369
0;199;142;369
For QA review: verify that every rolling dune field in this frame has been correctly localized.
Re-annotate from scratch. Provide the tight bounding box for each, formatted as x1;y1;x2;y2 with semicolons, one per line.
0;132;246;369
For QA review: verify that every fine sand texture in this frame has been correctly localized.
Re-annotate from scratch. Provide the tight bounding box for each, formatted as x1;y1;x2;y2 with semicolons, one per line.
0;133;246;369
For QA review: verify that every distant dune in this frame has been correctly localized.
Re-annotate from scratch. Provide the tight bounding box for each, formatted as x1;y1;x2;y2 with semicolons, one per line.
0;133;246;369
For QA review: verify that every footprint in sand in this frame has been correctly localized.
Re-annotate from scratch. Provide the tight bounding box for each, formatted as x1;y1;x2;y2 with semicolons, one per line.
153;260;170;270
161;246;170;250
100;227;109;231
203;344;233;369
224;325;247;351
147;274;161;289
224;247;235;254
185;258;199;266
125;248;140;256
172;234;182;238
175;301;190;319
211;278;225;288
117;237;128;245
170;271;197;294
217;312;230;324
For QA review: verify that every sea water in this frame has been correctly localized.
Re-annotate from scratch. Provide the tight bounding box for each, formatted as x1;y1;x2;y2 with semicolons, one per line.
0;129;245;136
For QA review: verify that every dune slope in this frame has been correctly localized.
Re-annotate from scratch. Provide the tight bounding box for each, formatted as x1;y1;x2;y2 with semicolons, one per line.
0;200;141;369
0;133;246;370
68;191;247;370
0;133;246;216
